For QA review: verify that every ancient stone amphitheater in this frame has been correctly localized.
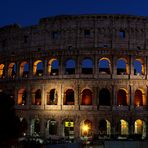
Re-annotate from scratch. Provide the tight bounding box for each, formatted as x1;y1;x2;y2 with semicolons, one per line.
0;14;148;140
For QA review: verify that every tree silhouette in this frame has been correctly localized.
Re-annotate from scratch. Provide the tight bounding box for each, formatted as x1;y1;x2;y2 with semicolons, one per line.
0;92;20;144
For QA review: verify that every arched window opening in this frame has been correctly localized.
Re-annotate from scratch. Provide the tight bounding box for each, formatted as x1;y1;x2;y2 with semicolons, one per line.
0;64;5;78
47;89;58;105
117;89;128;106
31;119;40;136
81;58;93;74
80;120;92;137
64;119;74;139
134;89;143;106
81;89;92;105
48;119;57;135
33;60;43;76
18;89;27;105
20;61;29;78
119;30;125;39
117;59;128;75
19;118;28;136
32;89;41;105
99;88;111;106
99;119;111;136
120;120;129;136
134;119;146;139
64;89;74;105
48;59;59;76
99;58;111;74
8;63;16;78
65;59;76;75
134;59;144;75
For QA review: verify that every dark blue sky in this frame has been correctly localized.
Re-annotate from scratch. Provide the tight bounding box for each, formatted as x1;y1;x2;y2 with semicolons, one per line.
0;0;148;27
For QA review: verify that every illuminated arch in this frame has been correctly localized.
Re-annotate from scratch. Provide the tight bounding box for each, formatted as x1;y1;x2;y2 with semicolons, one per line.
98;119;111;136
81;58;93;74
32;89;42;105
116;58;129;75
20;61;29;77
134;59;144;75
81;89;92;105
134;119;146;139
47;119;57;135
120;119;129;136
80;119;92;137
134;89;146;106
33;60;43;76
31;118;40;136
47;89;58;105
48;58;59;75
65;59;76;74
63;89;74;105
8;63;16;78
62;119;74;138
99;88;111;106
117;88;128;106
18;88;27;105
98;58;111;74
19;117;28;136
0;64;5;78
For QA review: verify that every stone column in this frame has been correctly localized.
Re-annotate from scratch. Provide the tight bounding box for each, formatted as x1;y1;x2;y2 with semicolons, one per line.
29;60;33;78
44;59;47;76
16;62;19;79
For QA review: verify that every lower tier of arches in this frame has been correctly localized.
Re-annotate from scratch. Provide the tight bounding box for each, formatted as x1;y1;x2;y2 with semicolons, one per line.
17;111;148;140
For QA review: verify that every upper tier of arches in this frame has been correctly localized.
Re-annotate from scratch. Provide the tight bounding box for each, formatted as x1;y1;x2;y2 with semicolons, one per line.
0;56;147;79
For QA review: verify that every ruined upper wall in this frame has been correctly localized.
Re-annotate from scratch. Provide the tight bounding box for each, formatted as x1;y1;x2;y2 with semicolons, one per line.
0;14;148;53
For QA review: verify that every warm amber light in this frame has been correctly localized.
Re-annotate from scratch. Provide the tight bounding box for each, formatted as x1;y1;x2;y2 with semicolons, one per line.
82;124;89;132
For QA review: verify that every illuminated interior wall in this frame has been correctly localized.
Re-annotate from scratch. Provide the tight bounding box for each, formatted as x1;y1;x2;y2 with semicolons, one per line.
8;63;16;77
117;88;128;106
80;120;92;137
120;119;129;135
0;64;4;78
64;89;74;105
81;89;92;105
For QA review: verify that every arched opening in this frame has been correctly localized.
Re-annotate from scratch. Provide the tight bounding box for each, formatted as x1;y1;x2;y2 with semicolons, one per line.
117;59;128;75
19;118;28;136
0;64;5;78
134;119;146;139
48;59;59;76
47;119;57;135
8;63;16;78
117;89;128;106
31;119;40;136
98;58;111;74
134;59;144;75
18;89;27;105
64;89;74;105
63;119;74;139
65;59;76;75
47;89;58;105
80;120;92;137
33;60;43;76
99;88;111;106
98;119;111;136
32;89;41;105
134;89;144;106
81;58;93;74
20;61;29;78
120;119;129;136
81;89;92;105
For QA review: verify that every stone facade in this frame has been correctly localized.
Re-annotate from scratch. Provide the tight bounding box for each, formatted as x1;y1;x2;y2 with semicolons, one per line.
0;14;148;140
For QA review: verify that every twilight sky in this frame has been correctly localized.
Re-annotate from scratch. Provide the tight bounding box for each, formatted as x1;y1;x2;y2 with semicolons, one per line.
0;0;148;27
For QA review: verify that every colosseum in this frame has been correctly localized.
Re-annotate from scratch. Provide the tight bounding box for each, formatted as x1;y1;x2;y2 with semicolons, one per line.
0;14;148;141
